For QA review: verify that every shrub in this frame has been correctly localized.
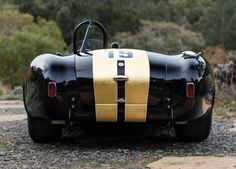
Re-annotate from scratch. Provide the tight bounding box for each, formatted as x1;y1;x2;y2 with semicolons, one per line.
114;20;205;54
214;51;236;115
0;5;65;87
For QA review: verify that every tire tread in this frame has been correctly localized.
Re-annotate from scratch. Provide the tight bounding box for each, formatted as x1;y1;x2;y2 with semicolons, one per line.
28;115;61;143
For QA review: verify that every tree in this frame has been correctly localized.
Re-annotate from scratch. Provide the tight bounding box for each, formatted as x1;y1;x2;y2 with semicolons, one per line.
10;0;236;50
11;0;141;44
197;0;236;49
114;20;205;54
0;5;65;87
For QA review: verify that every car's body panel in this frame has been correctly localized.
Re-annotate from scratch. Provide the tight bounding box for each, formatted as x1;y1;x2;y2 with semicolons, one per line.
75;55;96;121
24;54;77;120
23;48;215;125
92;49;150;122
93;50;118;122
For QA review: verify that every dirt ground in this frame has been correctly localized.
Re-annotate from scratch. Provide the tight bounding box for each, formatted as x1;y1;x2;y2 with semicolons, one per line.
0;100;236;168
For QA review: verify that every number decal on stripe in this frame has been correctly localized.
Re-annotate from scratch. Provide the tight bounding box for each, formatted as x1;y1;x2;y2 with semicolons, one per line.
119;51;133;58
108;51;114;58
108;50;133;59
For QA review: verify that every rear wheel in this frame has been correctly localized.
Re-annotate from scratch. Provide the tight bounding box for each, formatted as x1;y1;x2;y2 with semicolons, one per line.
28;115;62;143
174;110;212;142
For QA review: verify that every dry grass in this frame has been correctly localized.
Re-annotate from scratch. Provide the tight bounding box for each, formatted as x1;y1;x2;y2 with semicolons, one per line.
0;81;10;96
203;45;229;67
215;83;236;118
214;101;236;118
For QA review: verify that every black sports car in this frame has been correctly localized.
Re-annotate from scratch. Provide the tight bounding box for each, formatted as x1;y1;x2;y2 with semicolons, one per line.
23;20;215;142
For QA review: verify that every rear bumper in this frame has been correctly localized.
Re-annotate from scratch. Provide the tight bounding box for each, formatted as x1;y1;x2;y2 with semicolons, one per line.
24;92;213;125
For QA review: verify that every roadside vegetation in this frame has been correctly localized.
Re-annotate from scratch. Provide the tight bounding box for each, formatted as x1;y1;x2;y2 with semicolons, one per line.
0;0;235;117
214;51;236;117
0;5;65;87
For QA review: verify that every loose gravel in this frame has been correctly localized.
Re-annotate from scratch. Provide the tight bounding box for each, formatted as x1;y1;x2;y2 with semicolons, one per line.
0;107;236;169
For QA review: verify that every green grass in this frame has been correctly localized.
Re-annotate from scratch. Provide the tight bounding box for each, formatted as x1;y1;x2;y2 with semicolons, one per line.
215;101;236;118
215;109;236;118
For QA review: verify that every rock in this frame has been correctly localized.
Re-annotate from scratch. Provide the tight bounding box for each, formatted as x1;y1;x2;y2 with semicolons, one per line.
147;156;236;169
101;163;111;168
0;114;26;122
229;123;236;133
0;152;5;156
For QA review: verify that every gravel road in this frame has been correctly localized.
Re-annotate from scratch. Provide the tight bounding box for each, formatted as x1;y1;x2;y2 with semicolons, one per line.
0;104;236;169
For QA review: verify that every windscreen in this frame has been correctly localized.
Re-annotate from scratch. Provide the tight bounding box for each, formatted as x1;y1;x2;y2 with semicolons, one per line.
68;23;104;53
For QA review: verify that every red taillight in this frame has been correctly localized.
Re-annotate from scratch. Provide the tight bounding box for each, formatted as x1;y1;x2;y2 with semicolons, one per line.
186;82;195;98
48;82;57;97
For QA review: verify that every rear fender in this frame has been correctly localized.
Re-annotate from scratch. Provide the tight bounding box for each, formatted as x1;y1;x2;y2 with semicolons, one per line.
23;54;77;120
147;52;214;121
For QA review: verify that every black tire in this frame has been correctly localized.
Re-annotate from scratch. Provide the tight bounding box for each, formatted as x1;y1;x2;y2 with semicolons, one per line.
174;110;212;142
28;115;62;143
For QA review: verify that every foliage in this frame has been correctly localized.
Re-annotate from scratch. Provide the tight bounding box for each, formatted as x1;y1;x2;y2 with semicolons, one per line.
0;86;22;100
12;0;141;44
214;51;236;116
0;6;65;87
214;52;236;85
215;100;236;118
0;5;33;35
197;0;236;49
9;0;213;45
114;20;205;54
134;0;213;28
229;51;236;63
1;0;234;51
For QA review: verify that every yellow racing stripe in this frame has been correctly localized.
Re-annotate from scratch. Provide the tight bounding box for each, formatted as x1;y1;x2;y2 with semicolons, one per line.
125;50;150;122
93;49;150;123
93;50;117;122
